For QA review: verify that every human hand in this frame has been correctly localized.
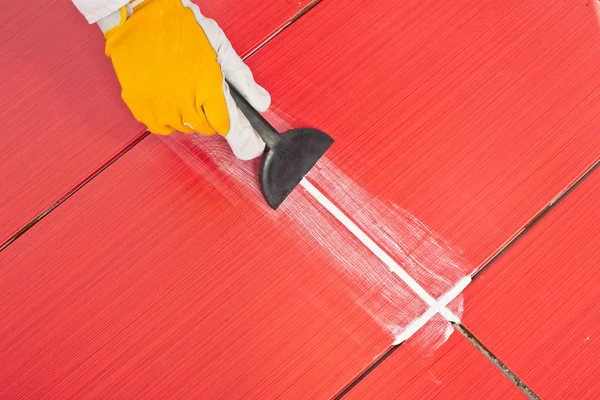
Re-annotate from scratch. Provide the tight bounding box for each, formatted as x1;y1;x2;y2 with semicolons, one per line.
100;0;271;160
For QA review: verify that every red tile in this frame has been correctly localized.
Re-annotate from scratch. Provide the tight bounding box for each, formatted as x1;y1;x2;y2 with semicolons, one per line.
248;0;600;295
0;134;429;398
0;0;311;244
343;319;525;399
458;166;600;399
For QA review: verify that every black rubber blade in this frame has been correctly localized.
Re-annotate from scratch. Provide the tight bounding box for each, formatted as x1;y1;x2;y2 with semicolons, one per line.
259;128;333;210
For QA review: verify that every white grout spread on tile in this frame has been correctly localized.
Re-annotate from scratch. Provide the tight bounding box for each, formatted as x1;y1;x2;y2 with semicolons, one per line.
161;132;472;349
306;158;473;299
402;313;457;357
161;133;426;340
299;179;466;312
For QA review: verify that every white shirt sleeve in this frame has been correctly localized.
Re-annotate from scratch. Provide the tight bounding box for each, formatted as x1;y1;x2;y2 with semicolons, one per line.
72;0;130;24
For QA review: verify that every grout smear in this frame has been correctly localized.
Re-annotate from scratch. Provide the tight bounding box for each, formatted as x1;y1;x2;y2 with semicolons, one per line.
160;132;470;350
307;158;472;299
403;314;457;358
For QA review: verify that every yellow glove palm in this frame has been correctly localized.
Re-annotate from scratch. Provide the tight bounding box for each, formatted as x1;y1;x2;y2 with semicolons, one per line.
102;0;271;159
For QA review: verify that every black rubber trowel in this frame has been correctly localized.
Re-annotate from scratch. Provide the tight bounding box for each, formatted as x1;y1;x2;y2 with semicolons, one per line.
229;84;334;210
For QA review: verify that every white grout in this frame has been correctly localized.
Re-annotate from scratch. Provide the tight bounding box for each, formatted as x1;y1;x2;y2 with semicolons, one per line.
439;276;472;308
300;177;470;343
393;307;439;345
393;276;473;344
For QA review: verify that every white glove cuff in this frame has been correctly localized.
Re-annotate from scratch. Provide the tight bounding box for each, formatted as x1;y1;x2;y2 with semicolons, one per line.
97;9;124;33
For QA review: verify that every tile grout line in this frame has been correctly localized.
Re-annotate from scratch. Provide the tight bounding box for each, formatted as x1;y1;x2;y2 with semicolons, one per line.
309;160;597;397
454;323;541;399
394;276;471;344
448;161;600;400
0;131;150;253
300;178;471;343
333;275;469;399
333;345;401;400
336;322;542;400
244;0;324;59
472;159;600;280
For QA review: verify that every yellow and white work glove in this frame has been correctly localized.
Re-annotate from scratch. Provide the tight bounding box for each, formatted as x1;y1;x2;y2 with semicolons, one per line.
72;0;271;160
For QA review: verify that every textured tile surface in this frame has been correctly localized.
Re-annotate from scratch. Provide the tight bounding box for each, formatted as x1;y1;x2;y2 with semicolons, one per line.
457;166;600;399
343;322;526;399
3;0;599;397
248;0;600;292
0;135;430;398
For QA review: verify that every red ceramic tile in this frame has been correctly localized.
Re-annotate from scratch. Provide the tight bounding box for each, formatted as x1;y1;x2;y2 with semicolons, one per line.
0;0;312;245
248;0;600;295
0;134;430;398
458;166;600;399
342;319;525;399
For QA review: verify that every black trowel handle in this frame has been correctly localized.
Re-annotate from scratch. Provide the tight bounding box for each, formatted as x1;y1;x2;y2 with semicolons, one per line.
227;81;281;149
